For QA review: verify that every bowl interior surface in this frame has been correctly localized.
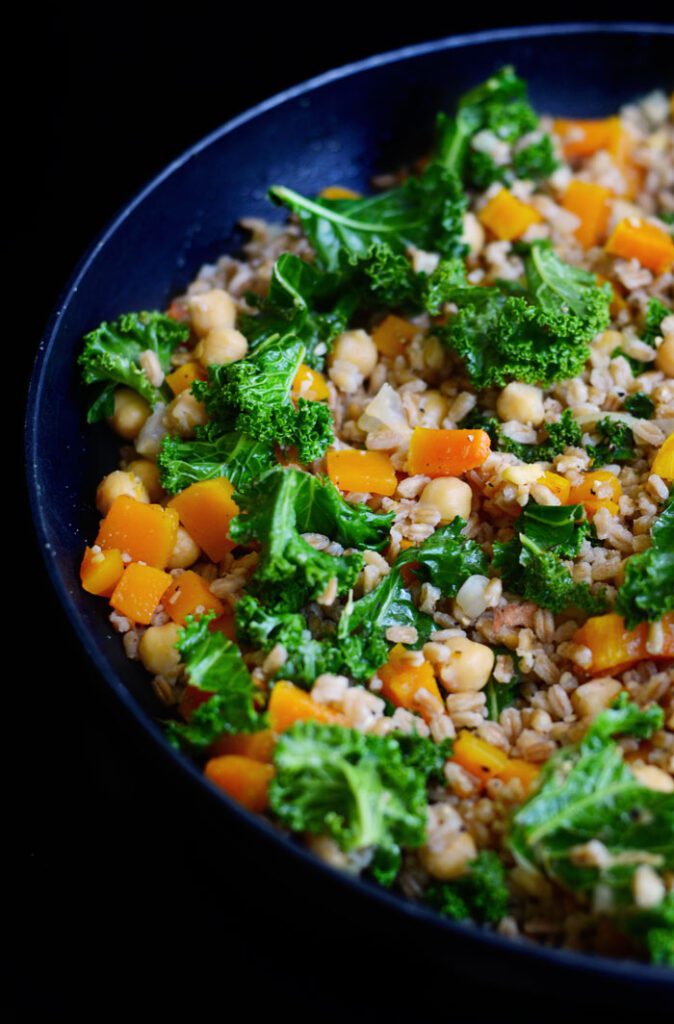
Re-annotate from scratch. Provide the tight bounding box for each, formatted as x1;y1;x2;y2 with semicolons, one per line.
27;24;674;992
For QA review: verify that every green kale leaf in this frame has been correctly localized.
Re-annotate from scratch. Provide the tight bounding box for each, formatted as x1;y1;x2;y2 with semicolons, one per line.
472;408;583;464
616;491;674;628
589;417;635;467
485;648;521;721
269;161;467;273
425;851;509;924
493;502;604;615
508;695;673;962
398;517;489;594
239;253;357;369
439;244;610;389
269;721;429;884
165;614;262;749
194;333;333;462
436;65;557;187
230;468;363;613
157;425;275;494
623;392;655;419
78;311;188;423
643;297;671;345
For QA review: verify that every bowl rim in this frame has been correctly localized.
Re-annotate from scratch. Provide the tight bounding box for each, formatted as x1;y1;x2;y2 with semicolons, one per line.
26;21;674;986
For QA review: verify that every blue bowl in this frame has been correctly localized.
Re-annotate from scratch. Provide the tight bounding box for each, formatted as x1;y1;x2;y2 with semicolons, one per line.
26;23;674;999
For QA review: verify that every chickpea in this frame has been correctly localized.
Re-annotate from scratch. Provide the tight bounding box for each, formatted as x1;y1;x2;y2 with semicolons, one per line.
188;289;236;336
195;327;248;368
138;622;182;678
418;830;477;881
96;470;149;515
571;678;622;719
167;527;201;570
108;387;151;440
164;392;208;438
127;459;163;502
438;638;495;692
496;382;545;426
631;764;674;793
418;477;472;523
462;211;485;257
419;390;449;428
655;335;674;377
330;329;378;378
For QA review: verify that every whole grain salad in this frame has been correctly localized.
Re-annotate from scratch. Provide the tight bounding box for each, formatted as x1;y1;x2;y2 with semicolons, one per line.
78;68;674;965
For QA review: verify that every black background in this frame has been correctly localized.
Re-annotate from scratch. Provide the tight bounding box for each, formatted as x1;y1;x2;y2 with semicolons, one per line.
12;6;673;1019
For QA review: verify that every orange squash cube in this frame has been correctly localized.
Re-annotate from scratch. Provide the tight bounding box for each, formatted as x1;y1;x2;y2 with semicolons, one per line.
605;218;674;275
407;427;491;478
165;361;206;396
378;645;442;720
210;729;276;763
291;364;329;402
267;681;345;733
562;181;612;249
168;478;239;562
204;755;275;812
162;570;225;625
96;495;179;569
478;188;543;241
326;449;398;496
372;315;419;358
80;546;124;597
109;563;172;624
568;470;622;517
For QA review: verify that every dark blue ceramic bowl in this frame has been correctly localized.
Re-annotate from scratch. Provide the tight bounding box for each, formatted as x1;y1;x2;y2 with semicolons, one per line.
26;23;674;1000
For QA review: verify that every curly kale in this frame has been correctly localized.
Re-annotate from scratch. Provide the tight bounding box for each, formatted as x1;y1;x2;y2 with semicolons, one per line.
509;695;673;964
157;426;275;494
438;243;611;389
194;333;333;462
269;721;430;885
642;297;671;345
589;417;635;467
239;253;357;369
424;851;509;924
493;502;605;615
269;161;467;273
469;408;583;464
165;614;263;749
230;468;363;613
616;490;674;628
78;310;188;422
436;65;557;187
623;392;655;419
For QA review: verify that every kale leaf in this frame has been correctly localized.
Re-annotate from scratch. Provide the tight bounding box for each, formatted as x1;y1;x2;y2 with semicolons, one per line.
425;851;509;924
269;161;467;273
472;408;583;464
157;426;275;494
239;253;357;369
493;502;604;615
508;695;673;962
194;333;333;462
165;614;262;749
269;721;429;885
623;392;655;419
230;468;363;613
436;65;557;187
79;311;188;423
485;648;521;721
589;417;635;467
642;297;671;345
439;243;611;389
616;490;674;628
398;517;489;593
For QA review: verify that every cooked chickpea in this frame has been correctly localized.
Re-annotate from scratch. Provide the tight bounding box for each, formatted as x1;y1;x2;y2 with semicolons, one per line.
96;470;149;515
127;459;163;502
330;329;378;378
462;211;485;257
631;764;674;793
418;477;472;523
108;387;151;440
655;335;674;377
571;678;622;719
167;527;201;569
195;327;248;367
496;382;545;426
418;830;477;880
439;638;495;692
138;622;182;678
188;289;236;336
419;390;449;428
164;392;208;438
